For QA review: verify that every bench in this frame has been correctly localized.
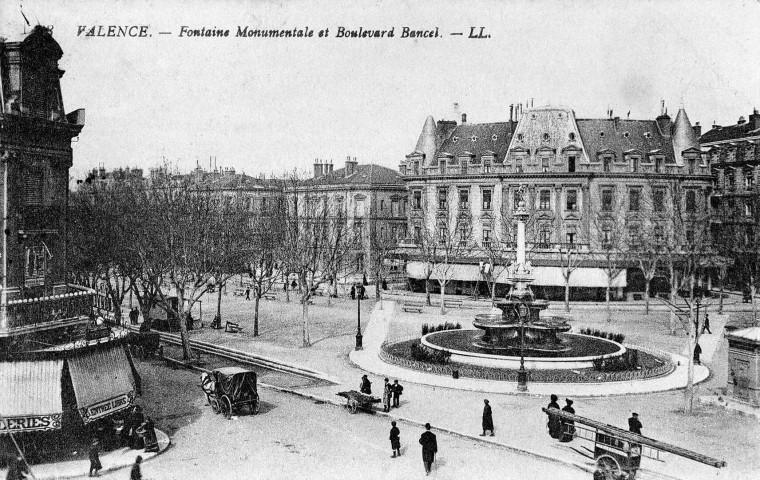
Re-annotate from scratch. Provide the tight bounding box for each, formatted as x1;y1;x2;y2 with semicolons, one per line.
262;294;276;301
225;321;243;333
444;299;464;309
233;288;247;297
402;301;424;313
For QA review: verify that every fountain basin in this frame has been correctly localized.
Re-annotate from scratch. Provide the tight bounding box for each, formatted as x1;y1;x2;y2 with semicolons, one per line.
421;330;626;370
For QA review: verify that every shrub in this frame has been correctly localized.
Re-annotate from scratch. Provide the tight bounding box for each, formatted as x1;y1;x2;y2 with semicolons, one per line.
409;342;451;364
421;324;429;335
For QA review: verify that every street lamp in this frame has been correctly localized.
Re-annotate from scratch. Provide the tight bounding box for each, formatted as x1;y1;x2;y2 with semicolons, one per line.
517;302;529;392
355;285;363;350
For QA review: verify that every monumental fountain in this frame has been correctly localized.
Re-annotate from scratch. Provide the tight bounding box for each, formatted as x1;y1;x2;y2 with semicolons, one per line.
421;191;627;370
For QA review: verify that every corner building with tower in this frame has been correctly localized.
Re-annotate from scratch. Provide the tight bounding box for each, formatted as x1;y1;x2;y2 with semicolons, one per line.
399;104;713;300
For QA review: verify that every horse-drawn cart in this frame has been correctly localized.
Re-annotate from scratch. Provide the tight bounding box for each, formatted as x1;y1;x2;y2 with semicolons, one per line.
200;367;260;419
337;390;381;414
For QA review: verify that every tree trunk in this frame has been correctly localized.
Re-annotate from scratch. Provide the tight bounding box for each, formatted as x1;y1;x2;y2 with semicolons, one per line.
605;281;611;322
285;276;290;303
564;276;570;313
425;277;432;306
718;274;724;315
684;273;697;414
439;283;446;315
254;295;261;337
216;280;223;322
176;288;193;361
375;277;381;300
752;283;757;327
644;278;651;316
301;297;311;347
490;281;496;302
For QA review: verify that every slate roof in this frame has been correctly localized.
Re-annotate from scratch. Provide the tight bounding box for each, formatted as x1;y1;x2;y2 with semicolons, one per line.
435;122;513;163
508;107;584;159
700;117;760;144
576;118;676;162
305;163;404;187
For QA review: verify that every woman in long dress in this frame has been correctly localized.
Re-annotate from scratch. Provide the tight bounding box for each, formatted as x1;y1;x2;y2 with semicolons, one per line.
546;394;562;439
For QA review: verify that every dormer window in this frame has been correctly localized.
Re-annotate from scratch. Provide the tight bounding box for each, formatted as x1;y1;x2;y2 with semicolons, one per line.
542;133;550;141
471;135;478;142
452;136;459;144
491;134;498;141
644;132;652;139
603;155;612;172
568;132;576;141
517;133;524;141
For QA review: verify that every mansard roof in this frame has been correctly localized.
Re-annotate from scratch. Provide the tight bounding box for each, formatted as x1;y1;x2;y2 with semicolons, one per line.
576;118;676;163
436;122;513;163
306;163;404;187
700;118;760;144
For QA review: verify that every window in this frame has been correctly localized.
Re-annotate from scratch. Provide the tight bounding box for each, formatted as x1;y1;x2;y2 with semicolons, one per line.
25;245;47;286
568;156;576;173
539;190;551;210
629;189;640;212
483;157;492;173
568;132;576;141
390;199;399;216
411;161;419;175
513;190;523;210
631;156;639;173
459;189;470;209
482;228;491;246
355;197;366;217
413;190;422;210
438;226;447;245
745;169;755;190
603;156;612;172
602;226;612;249
654;225;664;245
686;229;695;244
380;200;385;211
726;171;736;191
482;189;492;210
538;224;551;247
440;161;446;175
458;224;469;246
23;169;44;206
601;189;613;212
566;232;576;245
746;201;754;217
688;158;696;174
653;189;665;213
461;159;468;175
566;190;578;211
438;189;448;210
628;225;641;249
414;225;422;241
515;157;523;173
654;156;664;173
402;198;408;215
542;158;550;172
685;190;696;212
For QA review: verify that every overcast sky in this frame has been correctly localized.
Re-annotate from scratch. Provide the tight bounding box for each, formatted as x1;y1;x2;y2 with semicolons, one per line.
2;0;760;181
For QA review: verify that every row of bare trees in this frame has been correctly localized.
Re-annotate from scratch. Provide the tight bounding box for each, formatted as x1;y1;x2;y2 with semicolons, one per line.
69;171;366;358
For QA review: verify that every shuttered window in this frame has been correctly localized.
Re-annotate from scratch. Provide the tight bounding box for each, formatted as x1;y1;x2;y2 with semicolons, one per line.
24;170;44;206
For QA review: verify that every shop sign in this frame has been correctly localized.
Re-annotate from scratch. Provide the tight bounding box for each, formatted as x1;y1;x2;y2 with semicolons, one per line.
79;391;134;423
0;414;62;433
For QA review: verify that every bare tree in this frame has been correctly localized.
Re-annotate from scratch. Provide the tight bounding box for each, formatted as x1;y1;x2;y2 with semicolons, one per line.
556;246;585;313
592;189;627;322
367;218;399;301
247;193;283;336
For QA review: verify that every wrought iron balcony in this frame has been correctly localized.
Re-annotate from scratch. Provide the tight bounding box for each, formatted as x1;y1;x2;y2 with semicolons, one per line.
0;285;97;336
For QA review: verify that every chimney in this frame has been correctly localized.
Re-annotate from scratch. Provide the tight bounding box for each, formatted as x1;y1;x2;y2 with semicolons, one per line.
751;109;760;130
345;156;358;177
613;116;620;129
313;158;323;178
692;122;702;137
461;113;467;124
509;104;513;122
656;112;672;136
737;116;747;125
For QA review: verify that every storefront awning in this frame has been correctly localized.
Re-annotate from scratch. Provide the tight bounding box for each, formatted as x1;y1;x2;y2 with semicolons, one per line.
68;346;136;424
406;262;627;288
0;359;63;434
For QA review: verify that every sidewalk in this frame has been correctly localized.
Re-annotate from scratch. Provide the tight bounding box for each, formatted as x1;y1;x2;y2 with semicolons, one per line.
0;430;170;480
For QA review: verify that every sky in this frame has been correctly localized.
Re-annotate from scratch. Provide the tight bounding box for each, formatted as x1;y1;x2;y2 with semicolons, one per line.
2;0;760;182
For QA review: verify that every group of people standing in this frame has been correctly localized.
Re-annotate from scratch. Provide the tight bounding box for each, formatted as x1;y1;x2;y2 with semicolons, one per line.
360;375;404;412
386;421;438;476
544;394;643;442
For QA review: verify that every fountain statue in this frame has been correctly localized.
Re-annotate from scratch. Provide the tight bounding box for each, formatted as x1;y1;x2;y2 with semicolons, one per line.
472;186;571;354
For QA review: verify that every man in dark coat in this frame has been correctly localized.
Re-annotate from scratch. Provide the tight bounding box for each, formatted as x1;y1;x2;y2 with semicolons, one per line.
139;418;159;453
546;394;562;439
419;423;437;475
480;399;494;436
359;374;372;394
694;343;702;365
702;314;712;334
559;399;575;442
628;412;642;435
129;308;139;325
389;421;401;458
88;438;102;477
350;285;356;300
391;379;403;408
130;456;143;480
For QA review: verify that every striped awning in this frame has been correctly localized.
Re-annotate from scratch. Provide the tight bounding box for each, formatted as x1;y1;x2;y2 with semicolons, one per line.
68;346;136;424
406;262;627;288
0;359;64;434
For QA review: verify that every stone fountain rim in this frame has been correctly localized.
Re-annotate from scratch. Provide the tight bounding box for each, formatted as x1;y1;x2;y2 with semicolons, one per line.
421;330;626;364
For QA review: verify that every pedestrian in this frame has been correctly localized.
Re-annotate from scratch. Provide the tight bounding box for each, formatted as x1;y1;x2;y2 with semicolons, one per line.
391;379;403;408
6;456;28;480
418;423;437;475
350;285;356;300
693;343;702;365
359;284;366;300
129;307;139;325
291;279;297;290
363;273;368;286
360;374;372;394
130;456;143;480
382;378;392;412
245;287;250;300
628;412;642;435
559;399;575;443
138;417;159;453
546;394;562;439
480;399;494;436
88;438;102;477
382;279;388;290
389;421;401;458
702;314;712;334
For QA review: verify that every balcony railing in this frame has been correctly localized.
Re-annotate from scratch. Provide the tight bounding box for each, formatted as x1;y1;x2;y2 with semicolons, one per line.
1;285;97;333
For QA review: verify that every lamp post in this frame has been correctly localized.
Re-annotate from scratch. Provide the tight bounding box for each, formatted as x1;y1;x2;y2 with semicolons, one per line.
517;302;529;392
355;285;363;350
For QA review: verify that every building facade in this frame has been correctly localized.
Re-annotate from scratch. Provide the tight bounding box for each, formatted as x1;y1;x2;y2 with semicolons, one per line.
1;27;138;450
399;105;712;300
